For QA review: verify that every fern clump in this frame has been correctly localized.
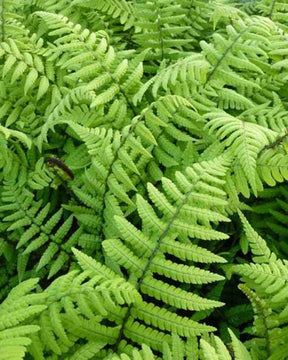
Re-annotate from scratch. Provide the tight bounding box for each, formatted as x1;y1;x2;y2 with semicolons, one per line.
1;0;288;359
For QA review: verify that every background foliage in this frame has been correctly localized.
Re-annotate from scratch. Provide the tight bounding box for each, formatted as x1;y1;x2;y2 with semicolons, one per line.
1;0;288;359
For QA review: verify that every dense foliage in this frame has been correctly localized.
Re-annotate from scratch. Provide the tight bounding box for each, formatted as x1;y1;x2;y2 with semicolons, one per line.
1;0;288;359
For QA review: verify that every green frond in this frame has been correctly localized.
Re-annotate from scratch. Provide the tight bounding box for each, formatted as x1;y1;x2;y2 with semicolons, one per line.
205;111;277;195
0;179;91;278
133;0;192;60
98;156;231;351
233;260;288;301
132;301;215;337
238;211;274;263
141;276;224;311
228;329;252;360
26;263;142;358
257;147;288;187
73;248;120;280
49;95;195;243
200;330;252;360
123;320;171;352
0;279;45;360
253;0;288;30
72;0;134;27
231;217;288;359
0;125;32;148
211;3;246;29
134;54;210;103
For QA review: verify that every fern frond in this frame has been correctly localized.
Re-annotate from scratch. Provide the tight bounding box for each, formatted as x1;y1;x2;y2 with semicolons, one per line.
0;125;32;148
98;155;231;351
134;54;210;104
72;0;134;28
0;279;46;360
257;147;288;187
28;256;141;358
133;0;192;60
205;111;277;195
238;211;274;263
232;216;288;359
0;178;89;278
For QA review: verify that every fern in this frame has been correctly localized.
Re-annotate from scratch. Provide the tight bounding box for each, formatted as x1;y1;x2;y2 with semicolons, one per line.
230;212;288;359
1;1;288;359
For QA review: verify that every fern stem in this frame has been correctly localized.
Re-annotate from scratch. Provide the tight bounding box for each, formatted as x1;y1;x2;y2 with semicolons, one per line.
205;27;249;85
154;0;164;61
97;110;148;240
238;284;272;358
139;106;184;199
1;0;5;42
260;129;288;154
98;99;186;240
269;0;277;19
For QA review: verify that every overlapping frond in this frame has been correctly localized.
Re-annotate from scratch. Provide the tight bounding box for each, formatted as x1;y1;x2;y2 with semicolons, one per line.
29;267;141;358
57;95;194;241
